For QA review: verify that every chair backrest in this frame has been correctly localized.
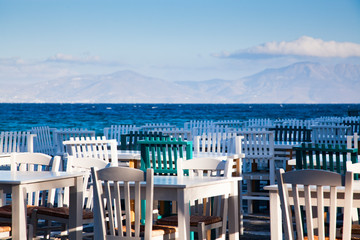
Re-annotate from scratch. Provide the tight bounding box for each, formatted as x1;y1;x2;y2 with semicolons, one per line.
54;128;95;155
214;120;243;128
10;152;60;207
294;143;358;175
120;131;164;151
276;119;317;128
238;131;274;159
243;118;274;129
184;120;214;131
31;126;56;155
347;132;359;155
140;123;176;131
177;157;232;178
63;136;118;166
276;168;353;240
193;132;232;155
191;125;229;138
269;126;312;143
343;119;360;135
311;125;350;147
0;131;36;154
158;128;192;141
177;157;230;235
103;125;138;146
60;156;109;209
138;137;193;175
92;167;155;240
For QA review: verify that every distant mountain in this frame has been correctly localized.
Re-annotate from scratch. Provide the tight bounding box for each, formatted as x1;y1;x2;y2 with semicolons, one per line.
0;62;359;103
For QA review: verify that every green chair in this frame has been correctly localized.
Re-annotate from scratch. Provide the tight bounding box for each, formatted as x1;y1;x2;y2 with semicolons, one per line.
138;137;193;219
120;131;164;151
138;137;193;175
294;143;358;176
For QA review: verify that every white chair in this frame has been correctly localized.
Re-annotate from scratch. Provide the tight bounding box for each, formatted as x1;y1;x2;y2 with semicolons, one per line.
346;161;360;237
312;125;350;147
103;124;139;147
63;136;118;166
0;152;60;239
53;128;95;156
140;123;176;132
31;126;56;156
238;130;275;214
193;132;237;156
91;167;177;240
33;156;108;239
347;132;359;150
0;131;36;154
157;157;232;240
276;168;353;240
159;128;192;141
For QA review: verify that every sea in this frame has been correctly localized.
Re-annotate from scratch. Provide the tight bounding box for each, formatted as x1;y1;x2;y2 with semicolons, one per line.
1;103;359;135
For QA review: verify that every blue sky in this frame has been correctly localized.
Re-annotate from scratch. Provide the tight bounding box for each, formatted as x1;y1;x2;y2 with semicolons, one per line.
1;0;360;84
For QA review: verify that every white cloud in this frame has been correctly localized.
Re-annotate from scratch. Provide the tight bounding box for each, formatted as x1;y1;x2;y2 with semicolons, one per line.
217;36;360;59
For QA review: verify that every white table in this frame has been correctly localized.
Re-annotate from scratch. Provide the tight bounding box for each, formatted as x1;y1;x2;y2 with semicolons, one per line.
117;150;141;168
94;175;241;240
264;181;360;240
0;171;84;240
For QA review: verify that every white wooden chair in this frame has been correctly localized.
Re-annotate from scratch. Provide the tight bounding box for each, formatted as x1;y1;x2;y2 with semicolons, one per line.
184;120;214;131
103;124;139;147
63;136;118;166
53;128;95;156
193;132;237;156
33;156;108;239
158;128;192;141
347;132;359;150
243;118;274;129
140;123;176;132
312;125;350;147
0;131;36;154
346;161;360;237
31;126;56;156
91;167;177;240
276;168;353;240
238;130;275;213
0;152;61;239
157;157;232;240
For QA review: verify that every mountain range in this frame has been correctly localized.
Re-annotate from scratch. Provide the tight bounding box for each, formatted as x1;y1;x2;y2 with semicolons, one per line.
1;62;359;103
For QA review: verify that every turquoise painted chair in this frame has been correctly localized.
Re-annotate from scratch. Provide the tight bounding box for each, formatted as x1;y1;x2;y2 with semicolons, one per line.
294;143;358;176
138;137;193;175
138;137;193;219
120;131;164;151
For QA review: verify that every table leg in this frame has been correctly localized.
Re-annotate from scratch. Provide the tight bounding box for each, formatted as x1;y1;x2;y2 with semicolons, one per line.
228;182;239;240
177;189;190;240
269;190;282;240
12;185;26;240
69;176;83;240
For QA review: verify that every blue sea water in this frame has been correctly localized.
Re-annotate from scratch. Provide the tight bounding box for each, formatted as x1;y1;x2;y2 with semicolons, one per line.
0;103;359;135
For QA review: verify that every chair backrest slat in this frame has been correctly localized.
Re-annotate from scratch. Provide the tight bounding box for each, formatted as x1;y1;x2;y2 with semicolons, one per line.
277;168;353;240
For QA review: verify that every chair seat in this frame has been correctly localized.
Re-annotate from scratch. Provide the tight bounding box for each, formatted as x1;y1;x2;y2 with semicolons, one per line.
0;222;11;233
157;215;222;227
35;207;93;220
0;205;37;218
340;224;360;239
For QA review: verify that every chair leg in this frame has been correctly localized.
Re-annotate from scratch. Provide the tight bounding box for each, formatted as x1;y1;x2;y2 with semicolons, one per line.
197;222;206;240
239;181;244;235
247;180;253;214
